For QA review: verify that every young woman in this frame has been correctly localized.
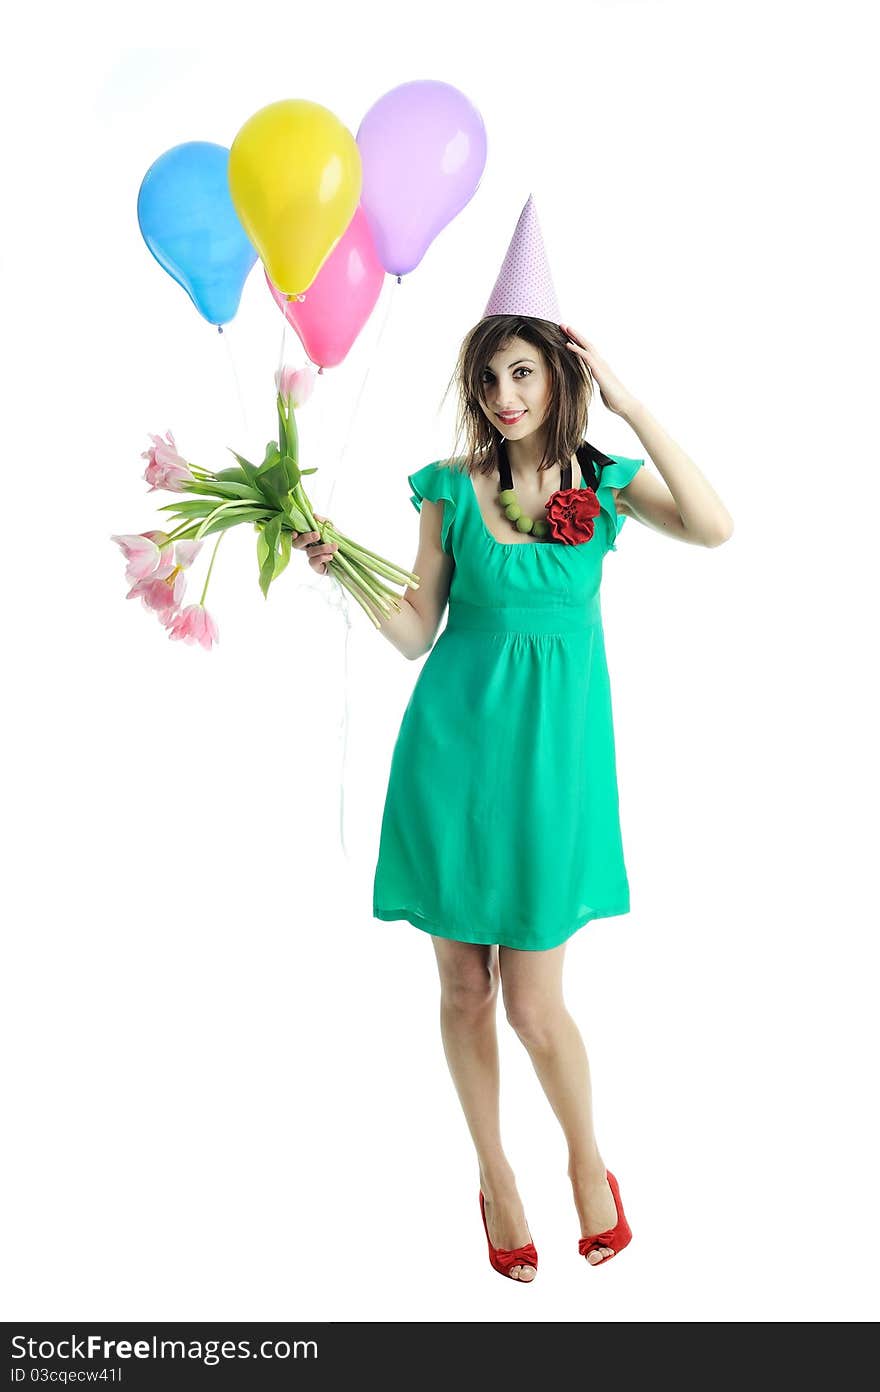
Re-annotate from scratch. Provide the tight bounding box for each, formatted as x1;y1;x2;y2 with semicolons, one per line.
295;315;733;1280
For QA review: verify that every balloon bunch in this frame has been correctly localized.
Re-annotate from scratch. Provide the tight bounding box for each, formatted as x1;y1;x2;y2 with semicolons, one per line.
111;366;423;649
137;80;488;368
125;80;487;649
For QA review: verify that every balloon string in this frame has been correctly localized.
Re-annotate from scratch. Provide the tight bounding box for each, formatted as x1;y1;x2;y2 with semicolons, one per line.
324;276;400;519
277;312;288;382
270;279;403;865
220;324;250;436
336;580;355;863
326;276;402;862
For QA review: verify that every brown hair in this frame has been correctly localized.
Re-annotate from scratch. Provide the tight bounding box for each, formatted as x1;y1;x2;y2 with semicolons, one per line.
439;316;594;478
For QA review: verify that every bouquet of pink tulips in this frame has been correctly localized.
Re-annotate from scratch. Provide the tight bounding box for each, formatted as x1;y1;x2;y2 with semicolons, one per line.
112;366;421;649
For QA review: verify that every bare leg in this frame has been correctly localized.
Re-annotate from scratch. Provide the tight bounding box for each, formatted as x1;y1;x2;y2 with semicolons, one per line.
499;943;619;1264
431;936;536;1281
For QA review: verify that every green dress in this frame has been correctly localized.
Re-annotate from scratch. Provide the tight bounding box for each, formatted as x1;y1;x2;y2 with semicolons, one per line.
372;451;644;951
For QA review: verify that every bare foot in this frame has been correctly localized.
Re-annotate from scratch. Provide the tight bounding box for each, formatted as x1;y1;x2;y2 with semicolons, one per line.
479;1180;536;1281
570;1166;619;1265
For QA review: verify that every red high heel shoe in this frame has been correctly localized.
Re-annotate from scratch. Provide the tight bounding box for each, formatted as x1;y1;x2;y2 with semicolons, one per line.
578;1171;632;1265
479;1191;538;1281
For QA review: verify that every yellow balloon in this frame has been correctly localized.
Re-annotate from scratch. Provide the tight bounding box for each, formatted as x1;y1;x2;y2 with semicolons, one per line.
229;100;362;297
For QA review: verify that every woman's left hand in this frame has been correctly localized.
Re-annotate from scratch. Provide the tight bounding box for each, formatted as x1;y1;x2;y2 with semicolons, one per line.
560;325;638;418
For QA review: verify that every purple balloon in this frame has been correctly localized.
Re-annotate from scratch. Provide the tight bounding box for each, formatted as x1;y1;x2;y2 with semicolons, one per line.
357;80;487;277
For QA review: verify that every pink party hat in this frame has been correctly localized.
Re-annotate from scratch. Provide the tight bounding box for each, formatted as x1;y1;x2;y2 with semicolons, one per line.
482;194;561;322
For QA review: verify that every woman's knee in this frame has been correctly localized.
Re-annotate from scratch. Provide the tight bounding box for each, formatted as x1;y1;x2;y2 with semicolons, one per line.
502;987;562;1047
433;939;498;1015
498;944;567;1046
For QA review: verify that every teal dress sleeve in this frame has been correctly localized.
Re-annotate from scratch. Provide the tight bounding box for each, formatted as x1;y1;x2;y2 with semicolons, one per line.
595;454;644;552
408;461;459;557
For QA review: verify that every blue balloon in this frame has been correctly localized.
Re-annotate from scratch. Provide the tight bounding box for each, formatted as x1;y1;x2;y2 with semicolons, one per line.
137;142;258;327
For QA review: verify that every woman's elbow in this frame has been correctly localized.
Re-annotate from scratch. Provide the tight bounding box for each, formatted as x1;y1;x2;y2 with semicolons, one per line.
707;520;734;547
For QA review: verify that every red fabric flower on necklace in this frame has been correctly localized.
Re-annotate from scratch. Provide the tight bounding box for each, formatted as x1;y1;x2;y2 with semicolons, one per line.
545;487;601;545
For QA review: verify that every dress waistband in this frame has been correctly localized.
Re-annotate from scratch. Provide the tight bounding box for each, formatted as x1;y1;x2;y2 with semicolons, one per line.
445;598;602;635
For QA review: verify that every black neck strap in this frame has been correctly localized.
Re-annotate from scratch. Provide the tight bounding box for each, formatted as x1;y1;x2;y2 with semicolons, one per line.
496;438;616;492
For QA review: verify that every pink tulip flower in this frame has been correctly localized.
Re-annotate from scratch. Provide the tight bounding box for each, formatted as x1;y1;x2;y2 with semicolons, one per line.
170;539;203;570
141;430;195;492
165;604;219;650
127;570;186;621
124;538;203;622
274;365;316;409
111;529;175;582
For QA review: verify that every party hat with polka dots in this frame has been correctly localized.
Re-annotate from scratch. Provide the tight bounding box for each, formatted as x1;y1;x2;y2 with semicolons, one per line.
482;194;561;322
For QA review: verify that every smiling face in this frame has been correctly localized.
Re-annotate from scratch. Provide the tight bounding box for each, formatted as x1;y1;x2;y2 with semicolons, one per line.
446;316;593;480
478;336;552;441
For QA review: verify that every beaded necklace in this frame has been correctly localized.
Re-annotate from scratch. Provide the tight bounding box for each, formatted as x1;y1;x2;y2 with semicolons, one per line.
495;439;609;543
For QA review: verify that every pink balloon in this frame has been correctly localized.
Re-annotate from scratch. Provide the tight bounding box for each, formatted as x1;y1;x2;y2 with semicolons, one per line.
357;80;487;277
266;205;385;368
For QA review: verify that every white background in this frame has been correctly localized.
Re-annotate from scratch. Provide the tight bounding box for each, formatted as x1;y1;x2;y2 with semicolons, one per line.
2;1;877;1325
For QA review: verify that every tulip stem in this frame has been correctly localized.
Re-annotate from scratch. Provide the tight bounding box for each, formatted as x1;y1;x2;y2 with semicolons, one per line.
330;570;385;629
329;549;391;608
318;526;420;587
325;528;406;569
199;532;225;606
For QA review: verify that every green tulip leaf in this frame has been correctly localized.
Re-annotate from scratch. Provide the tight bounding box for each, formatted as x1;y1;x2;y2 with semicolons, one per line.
156;499;219;518
258;514;283;597
198;508;274;537
279;452;300;490
284;494;311;531
254;462;290;509
194;479;264;502
226;450;261;485
273;529;292;580
260;441;282;470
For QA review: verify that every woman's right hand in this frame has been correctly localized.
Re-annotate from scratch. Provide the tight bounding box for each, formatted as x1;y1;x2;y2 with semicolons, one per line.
292;512;339;577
